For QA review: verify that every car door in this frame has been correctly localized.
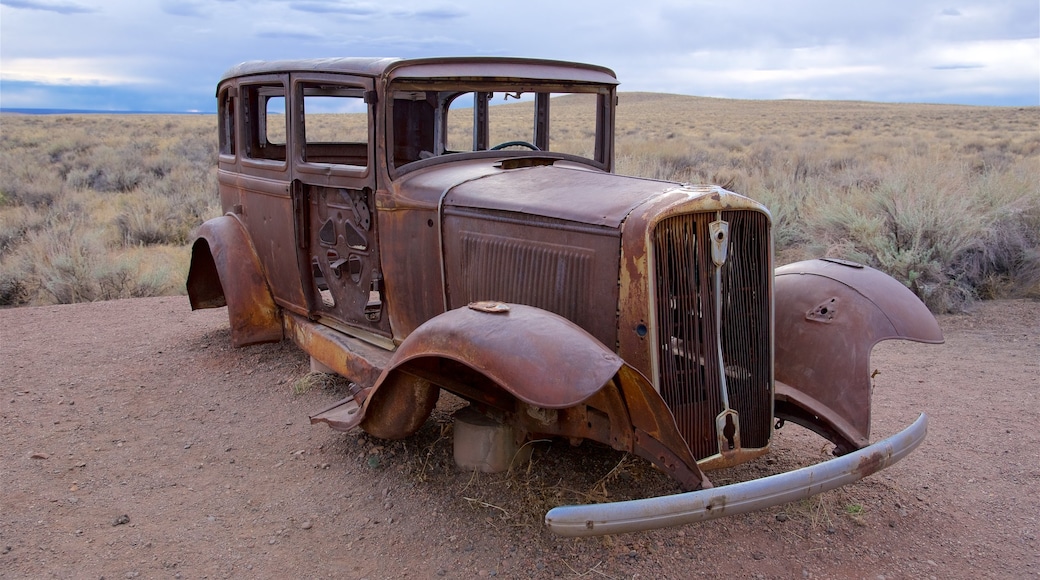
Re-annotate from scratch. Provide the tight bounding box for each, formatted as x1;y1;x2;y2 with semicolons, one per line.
289;73;391;343
233;75;310;313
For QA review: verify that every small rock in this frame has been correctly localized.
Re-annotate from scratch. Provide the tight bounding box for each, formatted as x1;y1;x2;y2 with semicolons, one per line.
30;452;50;460
301;521;313;530
752;551;766;560
113;514;130;526
775;513;789;522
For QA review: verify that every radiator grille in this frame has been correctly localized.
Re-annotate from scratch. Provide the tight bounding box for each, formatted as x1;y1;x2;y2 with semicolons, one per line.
652;211;772;460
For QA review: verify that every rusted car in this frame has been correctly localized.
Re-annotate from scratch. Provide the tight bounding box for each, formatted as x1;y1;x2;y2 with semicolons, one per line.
187;57;943;536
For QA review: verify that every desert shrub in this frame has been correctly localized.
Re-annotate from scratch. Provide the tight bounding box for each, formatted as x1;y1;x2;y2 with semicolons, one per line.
1;102;1036;310
952;161;1040;299
0;214;176;305
799;153;1039;311
114;173;219;246
0;114;218;305
0;148;65;208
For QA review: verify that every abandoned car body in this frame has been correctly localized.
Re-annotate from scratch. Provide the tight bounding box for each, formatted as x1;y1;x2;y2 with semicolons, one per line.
186;57;944;536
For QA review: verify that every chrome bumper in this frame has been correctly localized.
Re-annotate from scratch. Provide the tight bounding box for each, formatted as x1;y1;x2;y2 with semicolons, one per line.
545;413;927;537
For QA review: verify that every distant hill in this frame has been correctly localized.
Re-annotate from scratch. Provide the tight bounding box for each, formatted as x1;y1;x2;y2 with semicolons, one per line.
0;108;212;115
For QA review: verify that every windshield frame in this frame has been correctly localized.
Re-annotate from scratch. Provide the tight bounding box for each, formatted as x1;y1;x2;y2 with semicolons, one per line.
385;79;616;178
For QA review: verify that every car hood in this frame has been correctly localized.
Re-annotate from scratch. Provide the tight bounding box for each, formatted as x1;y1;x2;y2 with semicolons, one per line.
442;163;679;229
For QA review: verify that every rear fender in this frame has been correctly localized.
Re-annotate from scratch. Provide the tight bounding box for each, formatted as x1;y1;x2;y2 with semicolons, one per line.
187;215;282;347
313;302;709;490
774;259;943;452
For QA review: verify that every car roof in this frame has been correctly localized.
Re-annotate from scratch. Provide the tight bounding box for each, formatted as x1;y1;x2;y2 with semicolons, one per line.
218;56;618;86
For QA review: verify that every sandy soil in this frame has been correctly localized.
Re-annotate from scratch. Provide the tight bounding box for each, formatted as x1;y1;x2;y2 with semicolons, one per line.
1;297;1037;579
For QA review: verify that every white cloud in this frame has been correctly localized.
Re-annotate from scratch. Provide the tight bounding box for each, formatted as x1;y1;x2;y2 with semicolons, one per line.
0;57;156;85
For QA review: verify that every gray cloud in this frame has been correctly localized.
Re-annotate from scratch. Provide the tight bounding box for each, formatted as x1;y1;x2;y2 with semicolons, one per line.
288;1;378;16
0;0;96;14
159;0;208;17
410;7;466;20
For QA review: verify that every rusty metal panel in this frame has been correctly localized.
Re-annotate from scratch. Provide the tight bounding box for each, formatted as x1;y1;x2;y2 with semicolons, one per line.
375;161;505;340
386;57;618;85
442;209;621;347
382;303;624;409
220;58;401;85
773;259;943;450
187;215;282;347
220;57;618;87
282;311;390;387
444;164;671;228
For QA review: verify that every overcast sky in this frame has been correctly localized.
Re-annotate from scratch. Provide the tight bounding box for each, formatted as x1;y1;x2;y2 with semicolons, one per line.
1;0;1038;111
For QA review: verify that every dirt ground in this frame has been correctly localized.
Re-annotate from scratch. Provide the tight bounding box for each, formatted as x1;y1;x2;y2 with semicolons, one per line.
1;297;1037;579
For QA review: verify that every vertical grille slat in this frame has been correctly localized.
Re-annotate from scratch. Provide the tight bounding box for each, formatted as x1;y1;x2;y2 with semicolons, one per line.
652;211;772;460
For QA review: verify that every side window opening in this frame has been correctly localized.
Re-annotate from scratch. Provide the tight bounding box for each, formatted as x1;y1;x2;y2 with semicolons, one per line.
391;91;435;166
243;84;287;162
218;87;236;156
301;84;370;168
263;93;286;146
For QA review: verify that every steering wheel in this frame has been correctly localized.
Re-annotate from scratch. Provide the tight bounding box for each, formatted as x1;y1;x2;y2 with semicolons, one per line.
490;140;540;151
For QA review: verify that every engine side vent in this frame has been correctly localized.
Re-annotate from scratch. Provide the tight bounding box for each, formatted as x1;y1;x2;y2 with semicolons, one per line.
459;231;593;326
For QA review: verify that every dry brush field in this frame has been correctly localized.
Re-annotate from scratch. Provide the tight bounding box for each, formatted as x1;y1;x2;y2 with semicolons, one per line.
1;94;1038;311
1;96;1038;578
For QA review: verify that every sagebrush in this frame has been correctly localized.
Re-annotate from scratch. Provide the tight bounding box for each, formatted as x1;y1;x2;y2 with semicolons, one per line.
1;96;1037;310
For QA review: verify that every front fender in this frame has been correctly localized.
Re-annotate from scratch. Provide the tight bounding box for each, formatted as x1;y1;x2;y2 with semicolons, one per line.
187;215;282;347
356;302;627;440
311;302;710;490
774;258;943;452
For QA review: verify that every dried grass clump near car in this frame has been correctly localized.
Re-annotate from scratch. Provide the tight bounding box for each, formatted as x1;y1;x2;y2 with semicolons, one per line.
1;97;1036;310
0;114;221;305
